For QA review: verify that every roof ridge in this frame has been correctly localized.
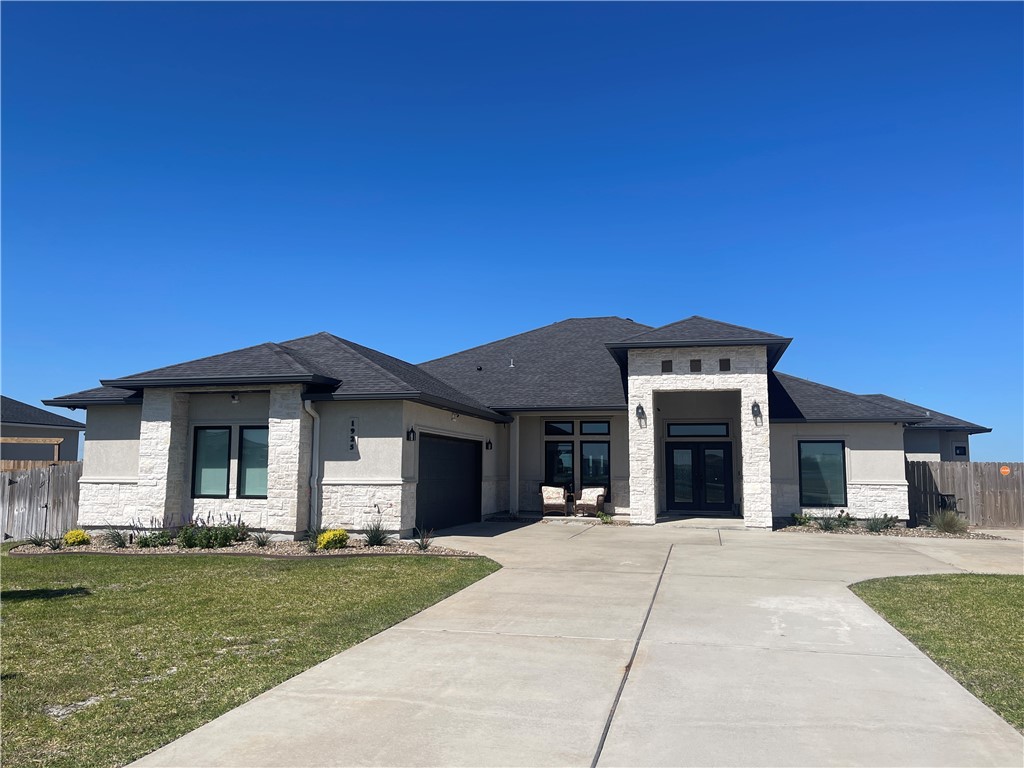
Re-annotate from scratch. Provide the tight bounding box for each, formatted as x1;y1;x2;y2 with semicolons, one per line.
265;342;320;376
421;317;651;364
313;333;416;393
689;315;786;338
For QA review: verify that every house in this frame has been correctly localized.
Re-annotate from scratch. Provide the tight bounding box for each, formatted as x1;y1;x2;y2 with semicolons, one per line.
859;395;989;461
1;395;86;463
45;316;989;537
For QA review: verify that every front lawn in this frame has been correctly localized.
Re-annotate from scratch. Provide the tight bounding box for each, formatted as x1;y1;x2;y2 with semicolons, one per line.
852;574;1024;731
1;550;500;768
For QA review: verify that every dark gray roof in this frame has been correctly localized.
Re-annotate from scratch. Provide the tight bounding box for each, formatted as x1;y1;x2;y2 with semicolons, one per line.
2;396;86;428
861;394;990;434
607;316;792;367
770;373;929;423
51;333;507;423
419;317;653;410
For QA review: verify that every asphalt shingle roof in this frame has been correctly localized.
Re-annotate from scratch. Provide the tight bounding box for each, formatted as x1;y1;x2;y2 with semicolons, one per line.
861;394;990;433
769;373;929;423
419;317;653;410
2;396;86;428
620;316;788;344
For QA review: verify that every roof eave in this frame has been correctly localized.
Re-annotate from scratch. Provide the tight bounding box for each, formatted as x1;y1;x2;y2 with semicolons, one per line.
770;417;930;424
0;419;87;429
100;374;339;388
606;337;793;367
42;396;144;408
303;390;510;424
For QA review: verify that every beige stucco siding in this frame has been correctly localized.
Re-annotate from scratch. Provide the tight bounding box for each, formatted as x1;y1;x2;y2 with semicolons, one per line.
319;401;404;482
80;406;142;478
770;421;909;519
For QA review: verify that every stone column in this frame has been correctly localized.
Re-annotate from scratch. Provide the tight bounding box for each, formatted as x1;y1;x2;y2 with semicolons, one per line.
136;389;190;529
626;387;657;525
739;382;772;528
266;384;312;537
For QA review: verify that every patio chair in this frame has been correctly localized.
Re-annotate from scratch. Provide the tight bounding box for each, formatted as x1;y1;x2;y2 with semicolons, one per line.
575;487;606;517
540;485;568;516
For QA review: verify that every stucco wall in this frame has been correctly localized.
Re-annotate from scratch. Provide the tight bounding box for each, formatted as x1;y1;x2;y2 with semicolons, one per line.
628;346;772;527
903;430;941;462
770;421;909;520
0;424;83;461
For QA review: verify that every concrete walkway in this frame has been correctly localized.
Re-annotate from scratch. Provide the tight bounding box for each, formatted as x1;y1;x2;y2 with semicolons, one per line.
135;523;1024;767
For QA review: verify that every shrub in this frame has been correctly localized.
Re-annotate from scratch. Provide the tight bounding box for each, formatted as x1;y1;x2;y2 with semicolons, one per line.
597;511;613;525
62;529;91;547
45;536;64;550
414;527;434;551
230;521;249;542
137;530;173;548
815;514;838;532
865;514;899;533
317;529;350;550
100;525;128;548
364;516;393;547
251;532;272;548
27;532;48;547
793;512;814;527
932;509;968;535
304;526;325;553
835;511;855;529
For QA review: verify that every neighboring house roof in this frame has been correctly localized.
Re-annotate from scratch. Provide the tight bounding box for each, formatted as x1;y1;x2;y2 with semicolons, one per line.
607;316;792;367
769;373;930;423
1;396;86;429
419;317;654;410
47;333;507;423
860;394;991;434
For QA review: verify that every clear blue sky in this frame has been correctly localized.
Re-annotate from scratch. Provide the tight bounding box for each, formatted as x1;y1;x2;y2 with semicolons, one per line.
2;2;1021;460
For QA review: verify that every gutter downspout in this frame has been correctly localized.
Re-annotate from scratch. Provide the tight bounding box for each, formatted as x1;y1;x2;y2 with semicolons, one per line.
302;400;321;531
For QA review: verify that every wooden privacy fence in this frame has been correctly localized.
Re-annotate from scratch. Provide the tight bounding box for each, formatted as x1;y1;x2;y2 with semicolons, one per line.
1;462;82;540
906;461;1023;528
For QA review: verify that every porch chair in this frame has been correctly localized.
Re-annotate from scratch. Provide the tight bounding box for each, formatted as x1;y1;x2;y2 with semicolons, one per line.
575;487;606;517
540;485;568;516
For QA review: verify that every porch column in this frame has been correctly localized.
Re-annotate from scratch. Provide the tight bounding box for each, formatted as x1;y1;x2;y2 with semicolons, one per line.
136;389;190;529
509;416;520;515
627;388;657;524
266;384;313;538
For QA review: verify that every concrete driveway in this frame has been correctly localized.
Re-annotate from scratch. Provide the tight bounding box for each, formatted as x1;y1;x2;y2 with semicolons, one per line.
135;522;1023;767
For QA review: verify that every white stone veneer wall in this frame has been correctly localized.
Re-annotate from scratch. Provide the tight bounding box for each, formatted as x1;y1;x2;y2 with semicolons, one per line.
773;482;909;521
78;480;140;528
320;482;405;532
266;385;312;536
627;346;772;528
135;390;190;528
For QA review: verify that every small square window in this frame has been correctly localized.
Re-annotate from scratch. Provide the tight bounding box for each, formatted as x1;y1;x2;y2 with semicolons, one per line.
719;358;731;372
689;359;702;373
954;445;967;457
661;360;673;373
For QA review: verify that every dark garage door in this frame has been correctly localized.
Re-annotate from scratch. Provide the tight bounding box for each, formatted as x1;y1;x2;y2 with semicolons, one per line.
417;433;482;531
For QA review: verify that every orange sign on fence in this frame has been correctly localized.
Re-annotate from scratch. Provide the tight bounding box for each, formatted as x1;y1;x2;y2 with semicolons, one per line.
1000;465;1011;476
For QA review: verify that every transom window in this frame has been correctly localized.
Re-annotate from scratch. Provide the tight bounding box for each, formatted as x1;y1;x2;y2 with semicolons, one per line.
799;441;847;507
580;421;610;435
667;423;729;437
544;421;574;436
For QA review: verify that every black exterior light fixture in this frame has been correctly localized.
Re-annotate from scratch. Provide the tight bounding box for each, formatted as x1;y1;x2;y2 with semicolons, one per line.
230;393;240;404
406;427;416;442
635;404;647;426
751;401;763;426
485;439;493;450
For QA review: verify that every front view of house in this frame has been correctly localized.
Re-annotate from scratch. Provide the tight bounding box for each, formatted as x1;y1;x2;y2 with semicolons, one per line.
47;316;989;537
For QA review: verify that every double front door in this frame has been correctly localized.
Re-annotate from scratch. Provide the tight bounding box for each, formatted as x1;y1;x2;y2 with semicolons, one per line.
665;441;735;514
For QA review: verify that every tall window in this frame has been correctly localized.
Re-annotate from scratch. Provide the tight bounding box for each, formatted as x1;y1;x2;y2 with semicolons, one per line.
238;427;269;498
545;442;574;490
192;427;230;498
799;441;847;507
581;441;610;492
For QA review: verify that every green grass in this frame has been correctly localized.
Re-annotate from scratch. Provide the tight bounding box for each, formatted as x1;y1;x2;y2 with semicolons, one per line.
852;574;1024;732
1;551;500;768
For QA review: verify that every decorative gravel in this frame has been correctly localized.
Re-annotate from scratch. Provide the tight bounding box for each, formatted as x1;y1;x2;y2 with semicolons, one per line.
778;525;1007;540
9;539;480;558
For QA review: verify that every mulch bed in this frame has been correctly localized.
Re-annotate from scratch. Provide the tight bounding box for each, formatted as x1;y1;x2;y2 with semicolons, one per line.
777;525;1006;541
9;539;480;558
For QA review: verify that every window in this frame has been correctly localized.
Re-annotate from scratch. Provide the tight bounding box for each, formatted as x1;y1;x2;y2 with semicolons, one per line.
581;441;611;498
953;444;967;457
192;427;230;498
238;427;269;498
544;421;574;436
581;421;610;435
799;441;847;507
668;423;729;437
661;360;673;373
719;358;731;372
544;442;574;490
690;359;702;373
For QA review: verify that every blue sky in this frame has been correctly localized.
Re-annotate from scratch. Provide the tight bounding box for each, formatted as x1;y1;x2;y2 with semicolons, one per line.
2;2;1021;460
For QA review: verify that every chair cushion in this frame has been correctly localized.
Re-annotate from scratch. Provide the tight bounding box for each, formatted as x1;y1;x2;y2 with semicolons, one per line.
541;486;565;503
578;487;605;504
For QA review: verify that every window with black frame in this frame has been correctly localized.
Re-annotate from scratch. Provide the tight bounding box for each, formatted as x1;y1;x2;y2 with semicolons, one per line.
544;441;574;491
798;441;847;506
238;426;269;498
581;441;610;499
192;426;230;498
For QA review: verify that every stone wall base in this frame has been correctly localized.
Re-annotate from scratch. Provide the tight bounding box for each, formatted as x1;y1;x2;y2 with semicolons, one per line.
78;482;140;528
320;483;405;534
773;481;910;521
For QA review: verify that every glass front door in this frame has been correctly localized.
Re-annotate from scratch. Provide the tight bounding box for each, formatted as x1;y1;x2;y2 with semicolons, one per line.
665;442;734;513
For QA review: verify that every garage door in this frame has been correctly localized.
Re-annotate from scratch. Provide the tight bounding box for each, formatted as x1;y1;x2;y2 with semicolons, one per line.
417;433;482;531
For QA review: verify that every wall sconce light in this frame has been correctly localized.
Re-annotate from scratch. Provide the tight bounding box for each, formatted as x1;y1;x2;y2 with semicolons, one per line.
450;412;460;422
230;393;240;404
635;404;647;427
406;427;416;442
751;401;763;426
485;439;493;450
